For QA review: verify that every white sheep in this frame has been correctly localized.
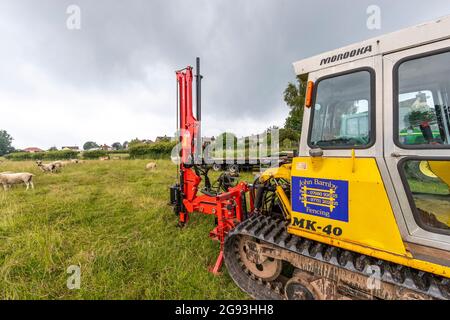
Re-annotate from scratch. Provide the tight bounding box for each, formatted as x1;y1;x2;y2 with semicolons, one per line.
36;160;57;173
46;160;72;170
0;172;35;191
51;160;67;168
53;159;79;166
146;162;157;170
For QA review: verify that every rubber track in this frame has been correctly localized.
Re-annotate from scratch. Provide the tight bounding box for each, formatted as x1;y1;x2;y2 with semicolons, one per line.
224;214;450;300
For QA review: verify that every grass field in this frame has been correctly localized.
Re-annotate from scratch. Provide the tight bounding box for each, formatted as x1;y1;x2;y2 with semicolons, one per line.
0;159;249;299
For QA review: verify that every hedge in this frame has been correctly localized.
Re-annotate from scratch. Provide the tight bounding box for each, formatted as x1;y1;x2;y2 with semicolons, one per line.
5;150;78;161
107;150;130;154
129;141;177;159
82;150;108;159
5;143;175;161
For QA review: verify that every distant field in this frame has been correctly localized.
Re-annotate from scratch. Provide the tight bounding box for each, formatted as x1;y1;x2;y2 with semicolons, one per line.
0;159;249;299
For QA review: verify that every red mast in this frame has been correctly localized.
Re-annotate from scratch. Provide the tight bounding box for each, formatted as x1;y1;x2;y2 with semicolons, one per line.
171;59;253;273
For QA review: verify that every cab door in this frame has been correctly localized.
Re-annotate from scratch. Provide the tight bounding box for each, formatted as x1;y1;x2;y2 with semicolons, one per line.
383;39;450;250
292;56;409;256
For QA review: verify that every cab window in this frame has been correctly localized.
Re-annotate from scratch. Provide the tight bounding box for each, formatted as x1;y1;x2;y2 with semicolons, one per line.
396;51;450;147
401;159;450;235
309;70;373;148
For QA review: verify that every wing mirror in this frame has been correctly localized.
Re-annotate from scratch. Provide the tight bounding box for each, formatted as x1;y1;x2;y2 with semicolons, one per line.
309;148;323;157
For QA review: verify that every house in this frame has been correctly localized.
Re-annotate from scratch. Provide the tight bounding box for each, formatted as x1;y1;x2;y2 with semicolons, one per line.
100;144;113;151
62;146;80;151
23;147;43;153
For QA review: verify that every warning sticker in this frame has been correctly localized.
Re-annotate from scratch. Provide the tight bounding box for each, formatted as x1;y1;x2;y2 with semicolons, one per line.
292;177;349;222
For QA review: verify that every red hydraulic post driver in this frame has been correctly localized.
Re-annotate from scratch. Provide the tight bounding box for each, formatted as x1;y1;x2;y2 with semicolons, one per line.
170;58;254;273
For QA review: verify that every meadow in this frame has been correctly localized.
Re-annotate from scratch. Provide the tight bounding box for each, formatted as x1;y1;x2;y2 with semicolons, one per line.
0;159;249;299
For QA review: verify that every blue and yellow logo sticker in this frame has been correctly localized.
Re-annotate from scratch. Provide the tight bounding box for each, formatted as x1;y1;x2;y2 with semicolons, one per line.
292;177;349;222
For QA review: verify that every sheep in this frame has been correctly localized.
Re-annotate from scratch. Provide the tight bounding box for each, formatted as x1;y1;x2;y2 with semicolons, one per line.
36;160;53;172
99;156;110;161
46;159;78;169
51;160;66;168
62;160;75;166
0;172;35;191
146;162;157;170
36;160;57;173
53;159;80;166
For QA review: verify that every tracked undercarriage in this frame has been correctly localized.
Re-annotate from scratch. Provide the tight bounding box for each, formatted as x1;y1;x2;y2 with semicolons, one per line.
224;214;450;300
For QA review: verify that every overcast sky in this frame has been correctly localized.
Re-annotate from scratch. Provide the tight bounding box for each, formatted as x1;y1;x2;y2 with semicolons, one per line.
1;0;449;149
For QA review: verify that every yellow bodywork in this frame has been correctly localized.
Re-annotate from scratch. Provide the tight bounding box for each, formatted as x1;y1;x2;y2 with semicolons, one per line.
261;157;450;278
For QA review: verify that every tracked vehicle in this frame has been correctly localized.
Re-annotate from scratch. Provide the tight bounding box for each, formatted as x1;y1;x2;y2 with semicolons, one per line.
171;17;450;299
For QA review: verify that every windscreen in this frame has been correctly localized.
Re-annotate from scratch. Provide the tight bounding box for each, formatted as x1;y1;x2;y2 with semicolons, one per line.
309;70;373;148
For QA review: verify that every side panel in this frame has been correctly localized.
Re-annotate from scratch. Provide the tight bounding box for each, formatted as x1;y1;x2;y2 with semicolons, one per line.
289;157;407;256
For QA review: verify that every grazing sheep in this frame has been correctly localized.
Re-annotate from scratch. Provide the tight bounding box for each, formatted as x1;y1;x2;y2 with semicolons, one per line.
53;159;79;166
0;172;34;191
36;160;57;173
99;156;109;161
146;162;157;170
51;160;66;168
